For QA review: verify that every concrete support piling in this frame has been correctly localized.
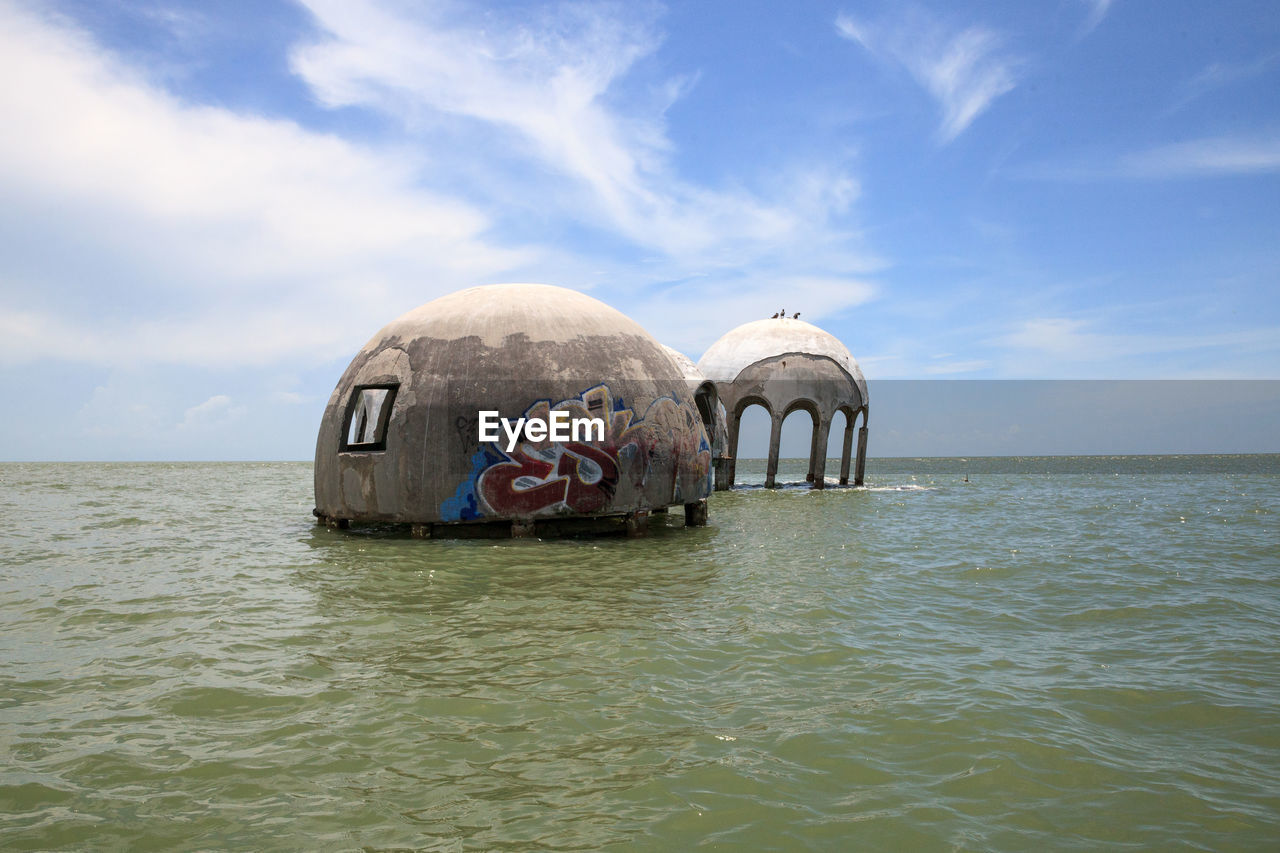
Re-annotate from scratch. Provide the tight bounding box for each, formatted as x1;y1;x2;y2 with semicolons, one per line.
765;414;783;489
714;456;734;491
854;425;868;487
806;415;821;483
839;423;854;486
625;511;650;537
719;409;741;491
811;418;832;489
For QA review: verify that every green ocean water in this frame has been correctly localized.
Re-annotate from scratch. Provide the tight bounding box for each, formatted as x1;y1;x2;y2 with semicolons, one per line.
1;456;1278;851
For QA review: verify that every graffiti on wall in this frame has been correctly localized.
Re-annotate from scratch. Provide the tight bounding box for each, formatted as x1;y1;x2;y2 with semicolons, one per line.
440;384;711;521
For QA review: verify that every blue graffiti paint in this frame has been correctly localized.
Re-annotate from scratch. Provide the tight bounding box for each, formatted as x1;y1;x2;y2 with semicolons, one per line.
440;448;500;521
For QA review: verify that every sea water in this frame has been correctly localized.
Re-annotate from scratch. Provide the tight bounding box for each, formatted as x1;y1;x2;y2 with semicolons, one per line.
1;456;1277;850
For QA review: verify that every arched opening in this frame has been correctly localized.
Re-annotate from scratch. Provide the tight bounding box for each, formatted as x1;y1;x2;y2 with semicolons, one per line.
778;406;818;486
827;407;855;486
732;400;773;487
829;404;860;484
827;405;869;486
693;381;716;435
827;407;853;457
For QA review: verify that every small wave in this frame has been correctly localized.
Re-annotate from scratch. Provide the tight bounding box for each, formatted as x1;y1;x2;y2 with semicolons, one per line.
730;481;933;493
85;516;150;529
862;484;934;492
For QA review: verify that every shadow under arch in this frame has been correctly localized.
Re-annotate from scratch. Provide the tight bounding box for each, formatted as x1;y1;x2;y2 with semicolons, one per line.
692;380;716;426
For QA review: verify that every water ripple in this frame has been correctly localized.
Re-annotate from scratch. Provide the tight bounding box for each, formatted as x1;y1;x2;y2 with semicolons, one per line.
1;458;1278;850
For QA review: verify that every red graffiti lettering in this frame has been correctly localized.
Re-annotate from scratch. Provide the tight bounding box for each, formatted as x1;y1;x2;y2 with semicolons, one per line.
477;452;564;516
559;442;618;513
478;442;620;516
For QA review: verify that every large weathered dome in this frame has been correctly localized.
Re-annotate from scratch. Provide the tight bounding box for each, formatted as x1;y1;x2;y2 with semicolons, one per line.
314;284;713;534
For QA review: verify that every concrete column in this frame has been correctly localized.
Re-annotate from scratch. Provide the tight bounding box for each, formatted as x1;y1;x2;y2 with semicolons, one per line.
716;409;738;491
714;457;732;491
854;426;869;486
806;415;820;483
810;417;832;490
765;413;783;488
625;510;650;537
684;499;708;526
839;422;854;485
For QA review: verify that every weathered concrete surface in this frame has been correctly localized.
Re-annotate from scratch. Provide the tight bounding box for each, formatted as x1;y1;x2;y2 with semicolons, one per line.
315;284;713;528
698;318;868;405
697;318;869;490
663;345;729;464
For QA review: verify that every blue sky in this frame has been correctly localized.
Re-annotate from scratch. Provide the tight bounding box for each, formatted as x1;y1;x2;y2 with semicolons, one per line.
1;0;1278;460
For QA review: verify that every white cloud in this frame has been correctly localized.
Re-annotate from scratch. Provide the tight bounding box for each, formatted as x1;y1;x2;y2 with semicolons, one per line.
835;9;1018;143
1168;54;1278;113
0;303;364;367
631;275;877;358
992;317;1280;374
1121;135;1280;178
0;1;530;367
997;317;1096;356
291;0;862;261
179;394;246;430
1011;134;1280;182
0;0;877;373
76;376;161;439
1080;0;1114;33
924;359;990;375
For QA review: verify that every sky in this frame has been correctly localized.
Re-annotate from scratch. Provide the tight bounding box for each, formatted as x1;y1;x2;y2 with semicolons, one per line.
1;0;1278;460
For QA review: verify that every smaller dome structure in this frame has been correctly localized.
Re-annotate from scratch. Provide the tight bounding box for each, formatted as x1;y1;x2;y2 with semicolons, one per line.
697;317;869;489
663;345;729;463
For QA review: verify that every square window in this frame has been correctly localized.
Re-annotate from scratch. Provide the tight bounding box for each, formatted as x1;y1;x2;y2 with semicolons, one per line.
342;385;397;451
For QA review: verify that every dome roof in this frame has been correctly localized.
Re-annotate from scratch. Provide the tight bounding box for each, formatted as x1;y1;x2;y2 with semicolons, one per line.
339;282;691;386
372;283;656;355
662;345;708;385
697;317;867;400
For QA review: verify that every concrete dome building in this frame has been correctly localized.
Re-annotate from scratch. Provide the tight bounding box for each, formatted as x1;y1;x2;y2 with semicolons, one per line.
697;317;868;490
662;345;729;464
314;284;713;537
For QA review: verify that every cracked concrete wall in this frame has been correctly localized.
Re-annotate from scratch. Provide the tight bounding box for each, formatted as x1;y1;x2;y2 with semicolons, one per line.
718;353;864;425
315;284;713;526
662;345;729;462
